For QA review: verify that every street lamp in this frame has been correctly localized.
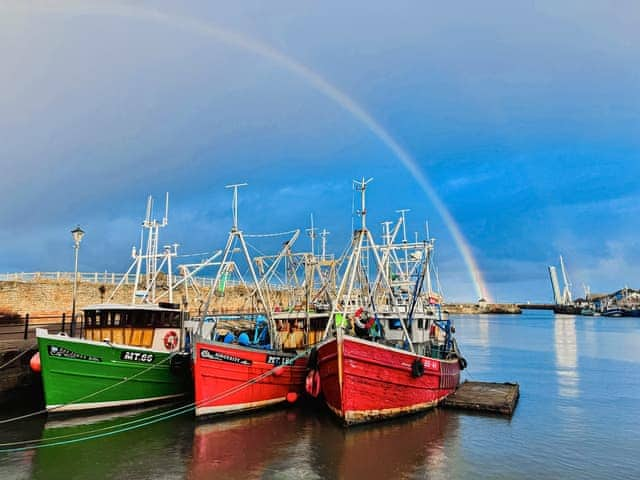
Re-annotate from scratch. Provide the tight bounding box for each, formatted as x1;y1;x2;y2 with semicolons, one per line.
70;225;85;336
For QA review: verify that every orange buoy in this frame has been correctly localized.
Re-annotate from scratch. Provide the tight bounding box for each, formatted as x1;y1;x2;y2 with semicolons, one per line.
273;366;285;377
29;352;41;373
286;392;298;403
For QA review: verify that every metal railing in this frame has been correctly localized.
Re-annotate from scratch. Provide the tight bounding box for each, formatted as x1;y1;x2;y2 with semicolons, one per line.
0;314;79;341
0;272;240;288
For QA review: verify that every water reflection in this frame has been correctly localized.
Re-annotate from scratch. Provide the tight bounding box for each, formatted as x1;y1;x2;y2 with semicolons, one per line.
188;406;458;480
310;409;457;479
477;315;490;349
189;409;308;480
554;316;580;398
29;406;192;479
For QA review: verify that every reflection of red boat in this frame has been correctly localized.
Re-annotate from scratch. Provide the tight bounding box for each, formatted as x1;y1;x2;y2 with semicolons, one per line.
317;330;460;425
190;409;302;479
193;340;306;417
314;408;456;479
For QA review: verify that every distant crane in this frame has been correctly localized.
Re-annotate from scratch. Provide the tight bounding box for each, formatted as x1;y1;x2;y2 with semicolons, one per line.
559;255;573;304
548;255;573;305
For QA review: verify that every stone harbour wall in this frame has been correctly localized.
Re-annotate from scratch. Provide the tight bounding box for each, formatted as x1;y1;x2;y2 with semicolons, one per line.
0;280;295;317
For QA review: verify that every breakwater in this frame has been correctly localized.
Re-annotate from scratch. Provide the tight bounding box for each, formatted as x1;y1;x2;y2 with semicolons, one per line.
445;303;522;314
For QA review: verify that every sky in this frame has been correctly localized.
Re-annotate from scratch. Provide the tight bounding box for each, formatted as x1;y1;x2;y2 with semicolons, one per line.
0;0;639;302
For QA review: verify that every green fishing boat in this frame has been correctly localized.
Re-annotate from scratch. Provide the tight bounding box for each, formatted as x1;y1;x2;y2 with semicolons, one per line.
36;303;192;413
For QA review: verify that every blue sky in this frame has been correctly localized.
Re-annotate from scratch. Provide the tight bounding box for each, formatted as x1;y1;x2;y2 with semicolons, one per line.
0;1;638;302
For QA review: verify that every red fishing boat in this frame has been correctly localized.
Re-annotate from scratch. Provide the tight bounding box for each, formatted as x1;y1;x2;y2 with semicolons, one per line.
192;183;323;417
314;330;460;425
307;178;465;425
193;336;307;416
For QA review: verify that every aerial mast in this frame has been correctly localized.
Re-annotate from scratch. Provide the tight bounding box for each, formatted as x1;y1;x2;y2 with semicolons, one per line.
306;213;317;257
355;177;373;231
396;208;411;280
226;183;248;232
320;228;330;261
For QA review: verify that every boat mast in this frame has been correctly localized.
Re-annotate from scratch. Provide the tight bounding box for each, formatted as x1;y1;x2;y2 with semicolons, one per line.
320;228;329;262
396;208;410;281
200;184;279;348
323;178;414;351
306;213;317;258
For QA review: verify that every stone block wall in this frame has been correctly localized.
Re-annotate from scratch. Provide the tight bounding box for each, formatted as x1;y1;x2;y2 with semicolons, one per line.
0;280;298;316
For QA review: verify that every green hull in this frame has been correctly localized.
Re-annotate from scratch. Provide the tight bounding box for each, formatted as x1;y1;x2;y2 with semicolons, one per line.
37;332;191;412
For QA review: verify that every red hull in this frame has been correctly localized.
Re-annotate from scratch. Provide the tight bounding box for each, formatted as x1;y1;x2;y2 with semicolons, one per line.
193;340;307;417
316;332;460;425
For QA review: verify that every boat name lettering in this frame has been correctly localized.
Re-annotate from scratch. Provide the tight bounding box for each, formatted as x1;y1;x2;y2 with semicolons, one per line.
200;349;252;365
424;359;439;371
47;345;102;362
120;351;155;363
266;354;288;366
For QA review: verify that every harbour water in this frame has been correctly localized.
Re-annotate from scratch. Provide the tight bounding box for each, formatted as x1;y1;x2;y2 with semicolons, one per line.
1;310;639;479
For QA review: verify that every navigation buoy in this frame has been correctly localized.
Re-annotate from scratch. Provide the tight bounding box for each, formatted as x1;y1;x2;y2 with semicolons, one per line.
29;352;41;373
286;392;298;403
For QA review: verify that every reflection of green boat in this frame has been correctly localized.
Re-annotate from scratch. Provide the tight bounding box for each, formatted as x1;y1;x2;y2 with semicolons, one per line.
36;304;191;413
32;405;191;480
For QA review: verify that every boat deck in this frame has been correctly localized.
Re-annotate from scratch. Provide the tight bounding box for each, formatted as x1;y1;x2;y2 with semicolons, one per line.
443;381;519;415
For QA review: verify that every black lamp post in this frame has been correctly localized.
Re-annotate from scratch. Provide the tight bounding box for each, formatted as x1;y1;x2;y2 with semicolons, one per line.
70;225;85;336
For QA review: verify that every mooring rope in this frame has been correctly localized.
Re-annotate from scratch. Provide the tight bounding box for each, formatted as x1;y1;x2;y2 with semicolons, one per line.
0;348;32;370
0;351;177;425
0;348;310;453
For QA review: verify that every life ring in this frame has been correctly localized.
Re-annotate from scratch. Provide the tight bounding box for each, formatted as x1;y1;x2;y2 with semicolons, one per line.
411;358;425;378
305;369;321;398
353;307;368;329
163;330;178;350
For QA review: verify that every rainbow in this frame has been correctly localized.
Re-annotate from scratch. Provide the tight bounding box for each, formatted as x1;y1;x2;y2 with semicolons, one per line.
6;1;492;302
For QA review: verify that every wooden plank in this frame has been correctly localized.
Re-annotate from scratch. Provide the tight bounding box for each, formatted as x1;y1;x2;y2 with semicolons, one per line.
443;381;519;415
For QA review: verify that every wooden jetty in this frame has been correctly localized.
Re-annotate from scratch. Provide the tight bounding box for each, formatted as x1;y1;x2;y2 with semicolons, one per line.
443;381;519;415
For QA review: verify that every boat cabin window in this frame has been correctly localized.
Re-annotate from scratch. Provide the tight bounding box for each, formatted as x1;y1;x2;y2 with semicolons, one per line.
388;319;402;330
84;309;181;328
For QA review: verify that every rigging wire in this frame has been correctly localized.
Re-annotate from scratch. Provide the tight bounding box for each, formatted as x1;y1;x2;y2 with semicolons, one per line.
244;229;299;238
